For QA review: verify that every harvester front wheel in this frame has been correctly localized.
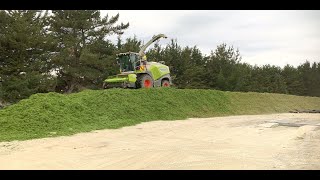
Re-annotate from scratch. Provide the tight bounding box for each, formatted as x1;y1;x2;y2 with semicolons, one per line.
161;79;170;87
138;74;153;88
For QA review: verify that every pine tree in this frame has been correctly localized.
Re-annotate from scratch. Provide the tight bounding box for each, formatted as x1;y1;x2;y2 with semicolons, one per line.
119;35;141;53
146;42;163;62
0;10;55;103
205;43;242;90
282;64;304;95
49;10;129;93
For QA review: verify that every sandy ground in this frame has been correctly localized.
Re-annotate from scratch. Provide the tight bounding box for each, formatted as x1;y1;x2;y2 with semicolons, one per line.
0;113;320;170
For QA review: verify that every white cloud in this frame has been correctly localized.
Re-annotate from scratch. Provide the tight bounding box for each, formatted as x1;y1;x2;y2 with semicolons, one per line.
101;10;320;67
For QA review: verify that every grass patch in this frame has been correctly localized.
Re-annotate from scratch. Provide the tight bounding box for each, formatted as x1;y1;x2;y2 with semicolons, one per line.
0;88;319;142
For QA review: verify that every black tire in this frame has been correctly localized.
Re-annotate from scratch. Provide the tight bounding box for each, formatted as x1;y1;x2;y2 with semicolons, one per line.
137;74;154;88
161;79;170;87
103;82;108;89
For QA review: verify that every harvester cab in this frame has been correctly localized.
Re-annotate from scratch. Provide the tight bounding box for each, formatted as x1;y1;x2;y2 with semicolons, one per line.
103;34;172;89
117;52;139;73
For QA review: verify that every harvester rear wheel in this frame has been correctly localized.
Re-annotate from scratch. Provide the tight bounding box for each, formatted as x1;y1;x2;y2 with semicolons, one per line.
137;74;154;88
161;79;170;87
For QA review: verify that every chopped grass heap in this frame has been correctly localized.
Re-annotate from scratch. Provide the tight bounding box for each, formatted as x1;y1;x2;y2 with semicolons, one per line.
1;88;319;142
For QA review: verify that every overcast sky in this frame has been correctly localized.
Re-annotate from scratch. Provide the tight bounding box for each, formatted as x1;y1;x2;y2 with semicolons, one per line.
101;10;320;67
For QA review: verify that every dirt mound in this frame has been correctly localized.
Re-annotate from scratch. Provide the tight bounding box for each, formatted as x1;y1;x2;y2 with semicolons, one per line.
295;125;320;140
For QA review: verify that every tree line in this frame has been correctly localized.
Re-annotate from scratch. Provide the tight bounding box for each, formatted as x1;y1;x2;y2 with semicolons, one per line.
0;10;319;104
147;41;320;97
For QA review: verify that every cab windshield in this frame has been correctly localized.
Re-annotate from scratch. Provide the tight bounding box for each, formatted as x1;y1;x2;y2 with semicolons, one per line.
118;54;139;72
